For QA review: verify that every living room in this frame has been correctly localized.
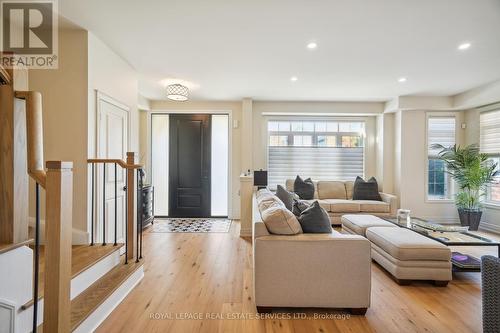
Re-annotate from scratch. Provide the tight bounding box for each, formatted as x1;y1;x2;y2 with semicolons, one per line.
0;1;499;333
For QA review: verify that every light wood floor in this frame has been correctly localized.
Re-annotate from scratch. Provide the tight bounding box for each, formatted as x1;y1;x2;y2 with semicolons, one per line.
96;221;499;333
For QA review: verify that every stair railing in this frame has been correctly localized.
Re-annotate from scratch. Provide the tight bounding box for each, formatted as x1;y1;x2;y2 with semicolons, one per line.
87;153;144;264
14;91;73;333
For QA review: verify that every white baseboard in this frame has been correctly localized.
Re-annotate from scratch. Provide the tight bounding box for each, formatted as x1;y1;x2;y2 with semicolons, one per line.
479;221;500;234
418;216;459;224
72;266;144;333
28;217;90;245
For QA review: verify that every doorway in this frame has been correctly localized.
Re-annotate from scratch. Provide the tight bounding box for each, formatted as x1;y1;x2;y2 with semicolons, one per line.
151;113;229;218
96;92;128;243
169;114;211;217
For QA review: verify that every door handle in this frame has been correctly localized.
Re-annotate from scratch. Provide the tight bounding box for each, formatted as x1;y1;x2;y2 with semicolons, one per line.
123;186;127;191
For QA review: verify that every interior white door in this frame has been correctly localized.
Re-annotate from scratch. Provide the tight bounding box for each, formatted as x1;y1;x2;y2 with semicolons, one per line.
97;93;129;245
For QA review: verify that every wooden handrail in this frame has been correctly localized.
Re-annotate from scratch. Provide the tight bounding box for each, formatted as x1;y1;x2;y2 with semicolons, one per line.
87;158;143;169
15;91;46;187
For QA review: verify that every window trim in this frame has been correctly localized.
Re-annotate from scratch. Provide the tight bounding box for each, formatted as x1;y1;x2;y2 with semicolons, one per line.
484;154;500;206
425;113;458;203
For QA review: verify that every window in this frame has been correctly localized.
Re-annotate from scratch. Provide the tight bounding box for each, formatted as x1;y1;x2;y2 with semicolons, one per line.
267;120;365;189
427;116;456;200
480;109;500;204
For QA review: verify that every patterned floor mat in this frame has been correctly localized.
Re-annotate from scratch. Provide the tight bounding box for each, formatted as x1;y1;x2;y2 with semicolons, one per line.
148;218;232;233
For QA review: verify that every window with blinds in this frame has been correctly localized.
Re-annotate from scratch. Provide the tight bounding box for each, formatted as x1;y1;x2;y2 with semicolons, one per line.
427;116;456;200
267;120;364;189
480;109;500;204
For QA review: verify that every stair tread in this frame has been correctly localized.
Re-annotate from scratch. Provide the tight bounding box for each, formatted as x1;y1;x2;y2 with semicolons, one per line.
70;259;143;331
0;239;34;254
35;260;142;333
21;244;124;309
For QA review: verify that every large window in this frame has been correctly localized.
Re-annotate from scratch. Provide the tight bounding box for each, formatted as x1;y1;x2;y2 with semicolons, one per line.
427;116;456;200
267;120;365;189
480;109;500;204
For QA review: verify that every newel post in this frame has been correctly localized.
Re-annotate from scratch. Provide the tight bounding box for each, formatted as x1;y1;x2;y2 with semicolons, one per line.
126;152;136;261
44;161;73;333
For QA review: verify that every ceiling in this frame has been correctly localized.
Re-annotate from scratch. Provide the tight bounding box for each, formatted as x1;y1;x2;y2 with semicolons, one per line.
58;0;500;102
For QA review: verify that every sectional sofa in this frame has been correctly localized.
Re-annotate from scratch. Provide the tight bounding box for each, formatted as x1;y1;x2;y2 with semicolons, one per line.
284;179;398;225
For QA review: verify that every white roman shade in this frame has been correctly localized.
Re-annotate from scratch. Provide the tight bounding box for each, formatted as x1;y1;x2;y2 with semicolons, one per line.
480;109;500;154
428;117;456;156
268;147;363;189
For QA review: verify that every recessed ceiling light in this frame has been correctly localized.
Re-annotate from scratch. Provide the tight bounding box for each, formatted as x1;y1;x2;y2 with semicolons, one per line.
290;76;298;82
458;42;471;50
398;77;407;83
307;42;317;49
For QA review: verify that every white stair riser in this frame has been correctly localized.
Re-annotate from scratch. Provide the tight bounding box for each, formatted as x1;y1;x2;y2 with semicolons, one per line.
72;266;144;333
71;250;121;299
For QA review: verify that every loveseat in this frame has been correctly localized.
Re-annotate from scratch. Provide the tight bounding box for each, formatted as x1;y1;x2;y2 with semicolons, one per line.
285;179;398;225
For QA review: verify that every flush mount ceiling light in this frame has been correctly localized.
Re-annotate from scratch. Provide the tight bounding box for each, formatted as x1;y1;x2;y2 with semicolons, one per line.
307;42;317;49
166;84;189;101
290;76;298;82
398;77;407;83
458;42;471;50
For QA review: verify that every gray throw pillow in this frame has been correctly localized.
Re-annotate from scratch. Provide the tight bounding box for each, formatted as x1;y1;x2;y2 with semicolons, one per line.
276;185;295;211
292;199;310;216
294;175;315;200
297;201;332;233
352;176;382;201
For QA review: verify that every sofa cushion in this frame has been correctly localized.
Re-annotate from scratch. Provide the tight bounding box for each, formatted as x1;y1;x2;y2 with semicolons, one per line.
261;204;303;235
345;181;354;199
357;200;390;213
292;199;310;216
294;176;315;200
353;177;382;201
317;181;347;200
341;214;397;236
299;199;330;212
323;199;360;213
286;179;319;199
366;227;451;261
256;189;282;211
297;201;332;233
276;185;295;211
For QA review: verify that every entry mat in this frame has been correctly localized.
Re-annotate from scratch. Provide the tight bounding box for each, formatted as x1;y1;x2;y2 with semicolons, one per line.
149;218;232;233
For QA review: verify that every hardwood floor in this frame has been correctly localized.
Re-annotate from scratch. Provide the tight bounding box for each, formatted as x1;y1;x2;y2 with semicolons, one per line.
96;221;498;333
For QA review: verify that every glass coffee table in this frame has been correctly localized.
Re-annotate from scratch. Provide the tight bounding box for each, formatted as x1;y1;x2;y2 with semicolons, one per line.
382;216;500;271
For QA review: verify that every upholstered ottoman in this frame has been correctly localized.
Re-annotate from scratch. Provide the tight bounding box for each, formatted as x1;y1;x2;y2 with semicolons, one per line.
366;227;452;286
341;214;397;236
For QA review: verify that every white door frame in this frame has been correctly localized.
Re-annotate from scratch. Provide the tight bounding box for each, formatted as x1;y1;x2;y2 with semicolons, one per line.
147;110;234;218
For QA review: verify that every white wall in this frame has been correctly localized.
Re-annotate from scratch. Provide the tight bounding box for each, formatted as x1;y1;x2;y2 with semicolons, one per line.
395;110;465;223
459;84;500;233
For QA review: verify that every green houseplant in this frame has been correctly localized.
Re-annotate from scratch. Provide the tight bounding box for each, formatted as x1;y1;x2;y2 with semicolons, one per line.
431;144;498;230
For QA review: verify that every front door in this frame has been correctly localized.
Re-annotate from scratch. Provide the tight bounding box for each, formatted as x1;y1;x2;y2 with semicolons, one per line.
97;93;128;243
169;114;211;217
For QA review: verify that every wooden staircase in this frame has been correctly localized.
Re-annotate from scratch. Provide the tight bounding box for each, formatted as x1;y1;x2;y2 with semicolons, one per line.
0;64;145;332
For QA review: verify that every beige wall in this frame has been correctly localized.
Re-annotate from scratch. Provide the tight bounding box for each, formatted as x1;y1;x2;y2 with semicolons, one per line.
149;100;243;219
28;27;139;240
29;28;89;238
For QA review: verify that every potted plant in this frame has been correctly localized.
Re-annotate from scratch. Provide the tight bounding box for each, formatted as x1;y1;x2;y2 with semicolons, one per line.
432;144;498;231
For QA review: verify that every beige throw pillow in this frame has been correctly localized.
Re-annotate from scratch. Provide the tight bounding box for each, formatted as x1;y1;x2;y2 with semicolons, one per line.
261;205;303;235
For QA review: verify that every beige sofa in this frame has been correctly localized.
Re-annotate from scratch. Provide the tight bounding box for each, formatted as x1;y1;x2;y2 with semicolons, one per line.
252;192;372;314
285;179;398;225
